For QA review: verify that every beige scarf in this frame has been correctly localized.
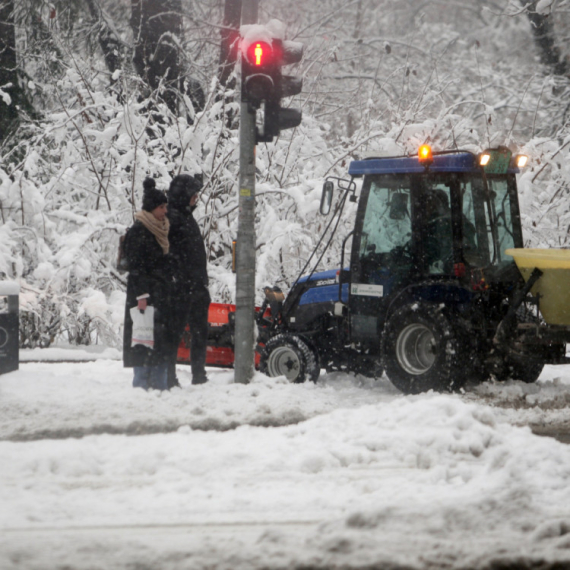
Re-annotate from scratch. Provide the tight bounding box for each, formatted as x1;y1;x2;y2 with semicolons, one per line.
135;210;170;254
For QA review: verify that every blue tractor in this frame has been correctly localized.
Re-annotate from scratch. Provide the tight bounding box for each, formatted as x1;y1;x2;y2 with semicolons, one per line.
256;146;569;393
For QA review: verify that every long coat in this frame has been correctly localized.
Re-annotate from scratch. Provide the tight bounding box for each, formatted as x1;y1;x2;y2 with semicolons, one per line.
167;205;210;339
168;206;208;293
122;220;172;367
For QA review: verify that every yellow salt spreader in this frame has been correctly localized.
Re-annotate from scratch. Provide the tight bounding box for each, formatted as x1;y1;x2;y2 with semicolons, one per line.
490;247;570;376
505;249;570;326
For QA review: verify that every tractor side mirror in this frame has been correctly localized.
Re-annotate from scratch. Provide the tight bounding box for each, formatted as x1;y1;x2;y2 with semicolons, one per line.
320;181;334;215
389;193;408;220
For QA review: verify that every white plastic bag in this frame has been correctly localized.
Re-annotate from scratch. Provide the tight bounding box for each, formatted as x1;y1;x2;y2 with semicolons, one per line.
130;306;155;349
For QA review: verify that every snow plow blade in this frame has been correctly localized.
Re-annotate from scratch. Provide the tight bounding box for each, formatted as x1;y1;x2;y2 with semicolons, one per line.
176;302;266;368
507;248;570;326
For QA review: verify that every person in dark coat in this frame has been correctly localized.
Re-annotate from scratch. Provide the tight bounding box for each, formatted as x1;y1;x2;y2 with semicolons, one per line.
123;177;172;390
166;173;211;387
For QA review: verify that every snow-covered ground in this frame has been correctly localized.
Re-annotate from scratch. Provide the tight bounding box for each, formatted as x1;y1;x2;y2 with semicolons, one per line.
1;350;570;569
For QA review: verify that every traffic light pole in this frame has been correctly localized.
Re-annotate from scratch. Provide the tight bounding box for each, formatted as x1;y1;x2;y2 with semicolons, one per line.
234;0;258;384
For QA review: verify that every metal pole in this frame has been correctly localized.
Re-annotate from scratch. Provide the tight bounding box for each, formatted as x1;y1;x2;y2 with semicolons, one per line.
234;0;259;384
241;0;258;24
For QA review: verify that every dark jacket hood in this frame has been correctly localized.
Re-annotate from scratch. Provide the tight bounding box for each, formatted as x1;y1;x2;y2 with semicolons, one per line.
168;174;203;211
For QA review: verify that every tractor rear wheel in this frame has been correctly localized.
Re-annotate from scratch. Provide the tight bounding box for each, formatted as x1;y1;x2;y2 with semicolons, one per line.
383;303;466;394
259;334;320;383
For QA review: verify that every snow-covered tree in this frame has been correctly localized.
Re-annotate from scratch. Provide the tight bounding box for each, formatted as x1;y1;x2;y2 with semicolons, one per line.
1;0;570;347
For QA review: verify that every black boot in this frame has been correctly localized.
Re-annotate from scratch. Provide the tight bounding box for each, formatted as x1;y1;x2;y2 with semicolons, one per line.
192;369;208;385
167;361;181;389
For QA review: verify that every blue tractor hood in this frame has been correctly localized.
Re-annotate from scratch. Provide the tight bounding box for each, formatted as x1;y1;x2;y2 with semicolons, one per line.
296;269;340;284
295;269;349;305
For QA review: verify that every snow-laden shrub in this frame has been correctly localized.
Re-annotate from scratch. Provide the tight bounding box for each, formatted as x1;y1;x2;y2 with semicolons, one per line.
3;0;570;348
0;58;354;347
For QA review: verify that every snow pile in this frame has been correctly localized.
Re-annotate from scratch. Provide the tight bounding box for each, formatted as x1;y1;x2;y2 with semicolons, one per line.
0;362;399;441
1;371;570;568
3;358;570;442
475;375;570;409
20;345;122;362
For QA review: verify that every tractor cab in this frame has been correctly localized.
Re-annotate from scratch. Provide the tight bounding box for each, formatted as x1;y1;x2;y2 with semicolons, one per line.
346;147;526;346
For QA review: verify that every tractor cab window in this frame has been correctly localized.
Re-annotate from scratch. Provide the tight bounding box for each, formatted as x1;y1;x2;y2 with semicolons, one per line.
463;176;519;268
419;182;453;274
359;176;413;284
460;179;489;266
487;177;517;264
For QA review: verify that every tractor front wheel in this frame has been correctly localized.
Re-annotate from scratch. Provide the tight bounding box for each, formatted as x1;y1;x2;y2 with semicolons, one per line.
383;303;466;394
259;334;320;383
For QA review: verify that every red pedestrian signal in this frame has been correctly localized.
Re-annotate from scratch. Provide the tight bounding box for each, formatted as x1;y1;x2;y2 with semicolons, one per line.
242;40;277;104
240;33;304;143
254;44;263;65
246;41;273;68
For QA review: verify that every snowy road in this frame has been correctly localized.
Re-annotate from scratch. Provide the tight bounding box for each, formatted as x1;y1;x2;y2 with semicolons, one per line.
1;352;570;569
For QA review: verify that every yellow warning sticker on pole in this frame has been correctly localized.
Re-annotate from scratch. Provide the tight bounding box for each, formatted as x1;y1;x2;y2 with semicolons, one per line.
240;188;251;197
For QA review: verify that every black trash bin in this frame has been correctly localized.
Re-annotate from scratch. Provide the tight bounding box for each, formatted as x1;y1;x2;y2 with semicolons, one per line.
0;282;19;375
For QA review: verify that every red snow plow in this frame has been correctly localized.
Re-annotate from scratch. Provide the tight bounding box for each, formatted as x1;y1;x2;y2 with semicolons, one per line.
176;302;272;368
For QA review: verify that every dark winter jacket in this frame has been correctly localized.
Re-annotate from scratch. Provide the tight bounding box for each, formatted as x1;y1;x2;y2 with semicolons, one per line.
168;205;209;297
122;220;173;367
165;174;211;347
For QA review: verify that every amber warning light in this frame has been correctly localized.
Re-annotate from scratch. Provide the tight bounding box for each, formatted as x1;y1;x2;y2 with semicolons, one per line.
418;144;433;164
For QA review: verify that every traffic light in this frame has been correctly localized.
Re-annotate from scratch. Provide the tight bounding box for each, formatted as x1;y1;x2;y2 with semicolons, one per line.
258;39;304;143
241;36;304;143
242;40;278;104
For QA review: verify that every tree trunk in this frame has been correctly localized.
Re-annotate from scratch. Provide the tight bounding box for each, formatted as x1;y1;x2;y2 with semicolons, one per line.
522;0;568;77
0;0;20;141
84;0;122;77
218;0;241;88
131;0;184;114
130;0;204;115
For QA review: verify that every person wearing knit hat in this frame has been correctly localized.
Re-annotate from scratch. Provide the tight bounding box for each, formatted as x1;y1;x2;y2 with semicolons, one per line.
122;177;172;391
142;177;168;212
165;173;211;387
